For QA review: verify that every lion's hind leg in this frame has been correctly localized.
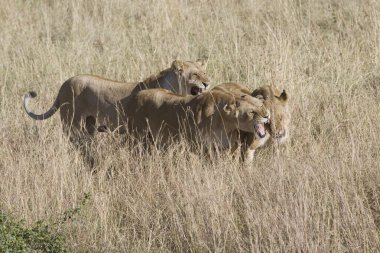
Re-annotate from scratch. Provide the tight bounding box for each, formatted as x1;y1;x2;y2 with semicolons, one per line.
77;115;99;168
60;110;98;168
85;116;97;136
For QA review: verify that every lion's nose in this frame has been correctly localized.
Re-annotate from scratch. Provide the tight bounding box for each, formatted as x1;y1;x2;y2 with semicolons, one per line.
202;82;209;88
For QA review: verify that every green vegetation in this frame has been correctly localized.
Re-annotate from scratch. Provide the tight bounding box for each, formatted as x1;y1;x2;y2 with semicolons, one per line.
0;211;67;253
0;194;89;252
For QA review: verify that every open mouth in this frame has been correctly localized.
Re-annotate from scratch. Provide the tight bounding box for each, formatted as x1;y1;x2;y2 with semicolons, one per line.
255;123;266;138
190;86;203;95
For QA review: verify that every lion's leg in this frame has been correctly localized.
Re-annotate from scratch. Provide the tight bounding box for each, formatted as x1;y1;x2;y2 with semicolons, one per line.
229;131;242;161
240;131;254;163
59;103;78;139
77;116;99;168
244;148;256;163
61;108;96;167
243;134;270;163
64;123;96;167
85;116;97;136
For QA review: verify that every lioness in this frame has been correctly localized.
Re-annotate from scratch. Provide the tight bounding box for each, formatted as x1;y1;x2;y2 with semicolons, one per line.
213;82;290;161
116;88;270;153
23;60;209;141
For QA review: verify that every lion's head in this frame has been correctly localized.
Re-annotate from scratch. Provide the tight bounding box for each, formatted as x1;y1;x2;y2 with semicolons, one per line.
171;59;210;96
251;85;290;143
222;94;270;139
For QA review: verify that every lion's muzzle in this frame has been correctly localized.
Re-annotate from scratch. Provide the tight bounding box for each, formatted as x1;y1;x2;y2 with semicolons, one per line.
255;123;267;138
191;86;203;95
190;82;209;95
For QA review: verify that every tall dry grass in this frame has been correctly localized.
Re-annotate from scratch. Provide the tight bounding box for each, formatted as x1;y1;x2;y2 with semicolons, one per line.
1;0;380;252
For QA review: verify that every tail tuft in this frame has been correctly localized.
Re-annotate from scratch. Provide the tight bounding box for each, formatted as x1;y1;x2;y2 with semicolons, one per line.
29;91;37;98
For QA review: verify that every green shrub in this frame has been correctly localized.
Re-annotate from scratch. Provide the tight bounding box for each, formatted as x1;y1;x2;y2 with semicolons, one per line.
0;212;67;253
0;193;90;253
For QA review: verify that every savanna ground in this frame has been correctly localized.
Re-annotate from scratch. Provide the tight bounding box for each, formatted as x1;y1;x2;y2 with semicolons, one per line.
1;0;380;252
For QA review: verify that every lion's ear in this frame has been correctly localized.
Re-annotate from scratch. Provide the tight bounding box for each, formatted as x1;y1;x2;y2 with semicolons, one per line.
195;102;215;124
223;103;239;118
172;60;184;73
251;88;269;100
279;90;288;101
196;58;207;70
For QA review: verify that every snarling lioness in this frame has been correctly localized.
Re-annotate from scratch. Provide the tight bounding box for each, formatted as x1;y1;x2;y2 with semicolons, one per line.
23;60;209;141
213;82;290;161
116;88;270;153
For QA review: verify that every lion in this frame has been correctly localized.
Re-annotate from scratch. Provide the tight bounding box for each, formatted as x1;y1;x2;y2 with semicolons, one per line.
112;88;270;154
23;60;209;141
212;82;290;161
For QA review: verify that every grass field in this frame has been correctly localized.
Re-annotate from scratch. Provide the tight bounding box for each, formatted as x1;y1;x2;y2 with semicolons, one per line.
1;0;380;252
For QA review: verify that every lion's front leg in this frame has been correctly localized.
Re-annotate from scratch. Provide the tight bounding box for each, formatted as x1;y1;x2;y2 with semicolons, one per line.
240;132;270;164
244;148;256;163
239;131;255;163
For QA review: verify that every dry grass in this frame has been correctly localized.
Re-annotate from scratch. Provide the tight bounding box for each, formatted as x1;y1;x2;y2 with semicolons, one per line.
1;0;380;252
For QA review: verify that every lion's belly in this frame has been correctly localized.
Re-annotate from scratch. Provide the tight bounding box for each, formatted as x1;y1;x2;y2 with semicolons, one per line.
200;128;235;149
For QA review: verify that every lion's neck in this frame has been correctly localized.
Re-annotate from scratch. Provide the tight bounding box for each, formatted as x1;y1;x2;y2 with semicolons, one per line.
155;71;180;92
135;71;180;93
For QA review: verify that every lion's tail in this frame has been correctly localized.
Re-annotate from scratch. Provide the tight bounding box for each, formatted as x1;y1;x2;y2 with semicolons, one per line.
23;91;59;120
